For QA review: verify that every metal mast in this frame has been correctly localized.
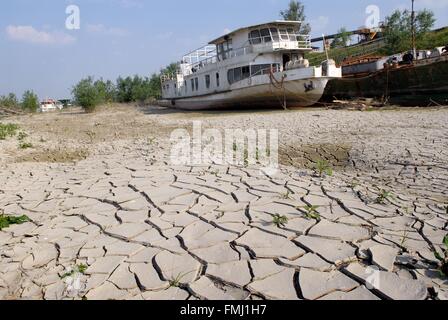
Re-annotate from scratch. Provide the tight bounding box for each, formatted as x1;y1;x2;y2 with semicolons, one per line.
411;0;417;57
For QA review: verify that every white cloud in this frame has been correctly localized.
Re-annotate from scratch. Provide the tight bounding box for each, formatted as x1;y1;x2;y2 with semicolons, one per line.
86;24;128;37
6;25;76;45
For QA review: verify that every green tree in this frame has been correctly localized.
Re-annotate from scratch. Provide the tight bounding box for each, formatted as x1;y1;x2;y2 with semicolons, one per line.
116;76;134;103
280;0;311;34
0;93;20;109
331;27;351;48
383;9;435;54
72;77;102;112
93;78;116;104
104;80;116;103
21;90;39;112
130;75;151;102
161;63;179;77
148;73;161;100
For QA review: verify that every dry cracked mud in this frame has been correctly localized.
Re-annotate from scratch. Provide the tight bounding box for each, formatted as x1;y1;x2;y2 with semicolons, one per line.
0;105;447;300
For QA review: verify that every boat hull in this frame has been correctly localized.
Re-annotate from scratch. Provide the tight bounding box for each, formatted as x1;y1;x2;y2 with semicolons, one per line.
321;55;448;105
158;76;333;110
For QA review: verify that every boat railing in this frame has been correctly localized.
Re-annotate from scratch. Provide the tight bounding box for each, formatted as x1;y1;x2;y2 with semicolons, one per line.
181;45;217;70
248;34;311;49
173;33;312;78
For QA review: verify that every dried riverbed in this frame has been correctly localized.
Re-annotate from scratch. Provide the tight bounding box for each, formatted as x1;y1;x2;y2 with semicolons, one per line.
0;104;447;300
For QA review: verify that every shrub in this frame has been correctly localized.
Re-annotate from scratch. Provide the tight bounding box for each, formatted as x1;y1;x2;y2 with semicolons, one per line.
0;93;20;109
94;78;116;103
72;77;102;112
116;76;134;103
21;90;39;112
0;123;19;140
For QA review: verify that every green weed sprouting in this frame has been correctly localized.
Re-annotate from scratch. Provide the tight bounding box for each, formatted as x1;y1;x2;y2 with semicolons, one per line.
375;189;394;204
313;159;333;177
272;214;289;228
0;213;30;230
301;205;321;221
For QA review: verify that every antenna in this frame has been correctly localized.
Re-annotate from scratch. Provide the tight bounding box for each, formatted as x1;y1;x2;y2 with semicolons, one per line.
411;0;417;58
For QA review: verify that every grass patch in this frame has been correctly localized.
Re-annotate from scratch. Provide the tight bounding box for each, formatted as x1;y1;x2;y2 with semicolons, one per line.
0;213;30;230
19;141;33;149
0;123;19;140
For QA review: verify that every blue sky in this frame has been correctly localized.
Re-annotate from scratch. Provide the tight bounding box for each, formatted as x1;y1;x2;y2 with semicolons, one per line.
1;0;447;99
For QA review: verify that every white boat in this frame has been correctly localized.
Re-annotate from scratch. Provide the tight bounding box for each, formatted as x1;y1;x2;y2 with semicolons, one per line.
159;21;342;110
40;99;63;113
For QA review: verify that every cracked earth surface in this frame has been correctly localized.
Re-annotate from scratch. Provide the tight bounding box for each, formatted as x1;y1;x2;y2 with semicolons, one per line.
0;105;447;300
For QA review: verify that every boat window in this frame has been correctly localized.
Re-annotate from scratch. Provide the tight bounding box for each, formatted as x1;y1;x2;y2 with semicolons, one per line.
249;30;261;44
191;79;195;91
279;29;289;40
227;40;233;51
260;29;271;43
228;65;252;84
270;28;279;41
273;63;281;72
217;43;224;60
242;66;250;79
216;73;220;87
205;75;211;89
227;69;234;85
287;28;296;41
251;64;271;76
233;67;242;82
195;77;199;90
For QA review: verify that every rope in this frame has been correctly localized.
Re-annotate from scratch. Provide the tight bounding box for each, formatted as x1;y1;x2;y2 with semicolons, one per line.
269;68;288;110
